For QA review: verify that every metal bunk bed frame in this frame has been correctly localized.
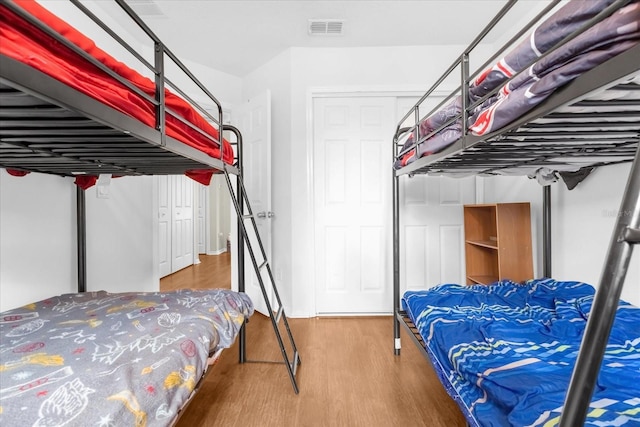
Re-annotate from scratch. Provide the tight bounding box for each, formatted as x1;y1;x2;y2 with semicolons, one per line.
391;1;640;426
0;0;301;394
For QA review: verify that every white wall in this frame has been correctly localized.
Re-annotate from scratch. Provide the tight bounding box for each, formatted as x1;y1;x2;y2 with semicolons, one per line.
209;174;231;254
0;173;157;312
0;172;76;311
85;176;157;294
481;163;640;306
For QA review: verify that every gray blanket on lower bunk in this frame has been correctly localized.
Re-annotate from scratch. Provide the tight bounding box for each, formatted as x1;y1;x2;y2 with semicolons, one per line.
0;289;253;426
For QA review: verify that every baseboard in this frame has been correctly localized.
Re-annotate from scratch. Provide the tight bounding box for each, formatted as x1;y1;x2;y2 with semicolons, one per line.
206;248;227;256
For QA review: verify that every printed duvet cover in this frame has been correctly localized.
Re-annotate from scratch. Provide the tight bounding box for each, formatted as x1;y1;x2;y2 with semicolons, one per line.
402;279;640;426
0;289;253;426
395;0;640;170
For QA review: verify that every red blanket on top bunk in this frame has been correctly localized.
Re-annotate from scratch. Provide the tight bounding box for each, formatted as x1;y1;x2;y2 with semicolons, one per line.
0;0;234;187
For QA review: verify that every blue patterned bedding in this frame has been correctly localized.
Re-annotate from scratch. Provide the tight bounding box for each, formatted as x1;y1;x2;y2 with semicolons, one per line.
0;289;253;426
402;279;640;426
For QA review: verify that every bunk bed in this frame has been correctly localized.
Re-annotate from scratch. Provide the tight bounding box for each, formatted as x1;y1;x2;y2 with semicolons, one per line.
0;0;256;423
391;0;640;426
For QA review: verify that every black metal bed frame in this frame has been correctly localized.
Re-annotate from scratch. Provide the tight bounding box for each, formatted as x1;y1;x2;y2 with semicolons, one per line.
391;1;640;426
0;0;248;353
0;0;304;394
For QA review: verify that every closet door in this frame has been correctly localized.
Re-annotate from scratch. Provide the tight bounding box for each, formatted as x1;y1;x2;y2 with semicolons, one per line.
171;175;194;272
158;175;194;277
196;183;208;255
158;175;171;278
314;96;395;314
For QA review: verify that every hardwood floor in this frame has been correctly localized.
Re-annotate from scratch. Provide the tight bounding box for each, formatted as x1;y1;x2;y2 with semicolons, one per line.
160;252;232;291
161;254;466;427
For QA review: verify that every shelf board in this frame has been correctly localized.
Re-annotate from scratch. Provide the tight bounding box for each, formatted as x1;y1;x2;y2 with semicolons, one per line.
467;275;499;285
466;239;498;250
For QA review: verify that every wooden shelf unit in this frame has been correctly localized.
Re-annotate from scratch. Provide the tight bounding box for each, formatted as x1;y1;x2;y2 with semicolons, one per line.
463;203;533;285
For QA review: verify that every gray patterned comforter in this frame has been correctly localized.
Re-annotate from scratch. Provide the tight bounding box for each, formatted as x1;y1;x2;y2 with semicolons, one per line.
0;289;253;426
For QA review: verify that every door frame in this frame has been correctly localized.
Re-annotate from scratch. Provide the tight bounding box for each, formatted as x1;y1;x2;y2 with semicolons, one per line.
306;86;430;316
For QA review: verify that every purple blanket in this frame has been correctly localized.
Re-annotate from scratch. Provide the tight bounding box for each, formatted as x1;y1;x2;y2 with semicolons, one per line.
395;0;640;170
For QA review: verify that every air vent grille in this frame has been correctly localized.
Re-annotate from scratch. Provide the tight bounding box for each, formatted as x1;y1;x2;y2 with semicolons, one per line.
308;19;344;36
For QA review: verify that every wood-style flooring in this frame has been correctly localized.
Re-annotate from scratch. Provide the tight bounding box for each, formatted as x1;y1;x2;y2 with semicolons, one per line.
161;254;466;427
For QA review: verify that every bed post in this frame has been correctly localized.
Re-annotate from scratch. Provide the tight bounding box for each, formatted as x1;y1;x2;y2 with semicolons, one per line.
76;185;86;293
393;132;401;355
542;185;552;278
223;124;247;364
560;145;640;426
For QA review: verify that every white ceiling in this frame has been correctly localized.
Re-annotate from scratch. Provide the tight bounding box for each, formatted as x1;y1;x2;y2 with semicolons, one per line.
123;0;538;77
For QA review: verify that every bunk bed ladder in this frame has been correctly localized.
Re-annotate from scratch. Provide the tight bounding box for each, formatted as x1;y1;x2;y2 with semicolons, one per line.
222;167;302;394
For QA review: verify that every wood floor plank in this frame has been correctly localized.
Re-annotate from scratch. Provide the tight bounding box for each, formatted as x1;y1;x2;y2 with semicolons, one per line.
161;254;466;427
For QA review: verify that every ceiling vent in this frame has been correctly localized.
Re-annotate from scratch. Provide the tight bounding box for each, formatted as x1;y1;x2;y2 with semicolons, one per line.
308;19;344;36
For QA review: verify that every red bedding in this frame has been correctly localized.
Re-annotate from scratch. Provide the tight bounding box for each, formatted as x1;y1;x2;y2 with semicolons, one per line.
0;0;234;186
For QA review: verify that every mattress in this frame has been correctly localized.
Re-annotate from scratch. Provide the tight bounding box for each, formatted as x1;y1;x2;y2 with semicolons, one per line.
0;0;234;185
0;289;253;426
395;0;640;170
402;278;640;426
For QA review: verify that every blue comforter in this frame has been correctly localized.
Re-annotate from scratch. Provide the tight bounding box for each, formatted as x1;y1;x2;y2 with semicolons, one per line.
402;279;640;426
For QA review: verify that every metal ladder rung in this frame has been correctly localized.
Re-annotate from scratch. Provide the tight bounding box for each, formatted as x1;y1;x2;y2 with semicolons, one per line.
291;351;300;376
223;167;300;394
274;305;284;323
623;227;640;243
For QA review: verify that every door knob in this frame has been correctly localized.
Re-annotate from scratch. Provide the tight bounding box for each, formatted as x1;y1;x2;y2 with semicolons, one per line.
256;211;274;219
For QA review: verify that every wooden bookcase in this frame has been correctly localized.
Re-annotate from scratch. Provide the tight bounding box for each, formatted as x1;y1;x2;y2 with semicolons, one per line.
463;203;533;285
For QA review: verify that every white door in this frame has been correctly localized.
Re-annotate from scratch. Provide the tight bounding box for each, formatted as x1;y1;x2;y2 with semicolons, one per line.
158;175;171;278
196;183;208;254
395;96;476;296
158;175;195;277
235;91;273;315
172;175;194;272
314;96;396;314
313;95;475;314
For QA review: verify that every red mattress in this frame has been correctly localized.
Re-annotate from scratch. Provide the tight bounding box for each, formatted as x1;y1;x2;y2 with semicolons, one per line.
0;0;234;186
